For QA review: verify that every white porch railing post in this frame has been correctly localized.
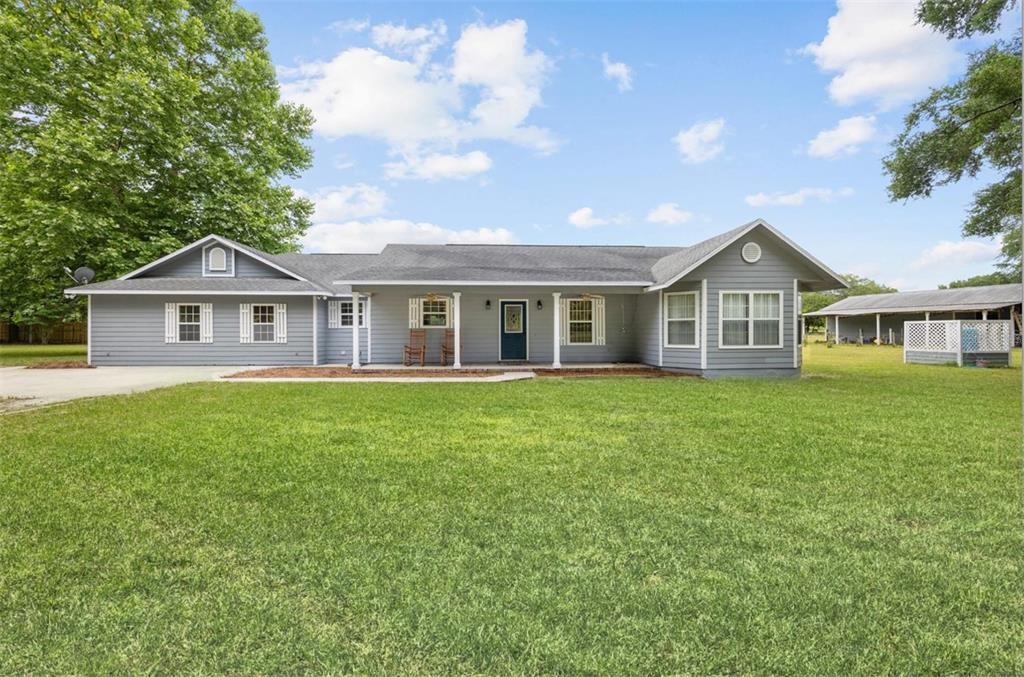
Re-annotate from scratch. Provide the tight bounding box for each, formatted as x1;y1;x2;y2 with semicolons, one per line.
452;291;462;369
552;292;561;368
876;313;881;346
351;291;361;368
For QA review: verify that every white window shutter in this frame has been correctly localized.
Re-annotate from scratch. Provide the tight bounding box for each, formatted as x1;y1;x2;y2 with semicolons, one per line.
594;297;606;346
239;303;252;343
408;298;421;329
559;298;568;346
165;303;177;343
275;303;288;343
328;300;340;328
200;303;213;343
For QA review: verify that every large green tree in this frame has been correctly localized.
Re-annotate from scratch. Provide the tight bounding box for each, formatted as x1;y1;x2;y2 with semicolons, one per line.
0;0;313;328
884;0;1021;275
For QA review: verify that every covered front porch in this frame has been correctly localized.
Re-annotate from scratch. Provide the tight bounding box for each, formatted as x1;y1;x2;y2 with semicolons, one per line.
342;285;648;369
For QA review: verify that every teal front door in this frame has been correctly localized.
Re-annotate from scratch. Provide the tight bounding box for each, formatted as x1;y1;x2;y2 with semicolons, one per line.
499;301;527;360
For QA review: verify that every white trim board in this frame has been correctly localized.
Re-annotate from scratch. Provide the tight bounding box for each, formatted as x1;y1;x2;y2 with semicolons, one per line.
334;279;651;287
65;289;324;296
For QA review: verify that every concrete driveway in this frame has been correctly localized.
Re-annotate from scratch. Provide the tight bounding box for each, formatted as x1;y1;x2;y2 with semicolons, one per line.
0;366;244;412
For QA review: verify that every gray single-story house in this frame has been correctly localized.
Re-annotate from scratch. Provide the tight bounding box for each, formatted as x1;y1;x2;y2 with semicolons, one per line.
805;284;1022;345
64;218;846;377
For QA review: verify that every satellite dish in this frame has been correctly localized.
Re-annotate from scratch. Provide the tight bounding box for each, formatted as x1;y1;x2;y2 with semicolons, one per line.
73;266;95;284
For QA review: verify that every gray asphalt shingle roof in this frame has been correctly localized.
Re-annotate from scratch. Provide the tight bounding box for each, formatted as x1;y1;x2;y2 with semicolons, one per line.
804;284;1023;316
66;220;847;294
333;243;684;283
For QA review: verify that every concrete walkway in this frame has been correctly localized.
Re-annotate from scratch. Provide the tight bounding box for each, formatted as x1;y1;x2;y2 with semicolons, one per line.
224;371;536;384
0;366;244;412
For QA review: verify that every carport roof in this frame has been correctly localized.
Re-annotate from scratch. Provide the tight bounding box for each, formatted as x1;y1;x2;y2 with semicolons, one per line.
804;283;1022;316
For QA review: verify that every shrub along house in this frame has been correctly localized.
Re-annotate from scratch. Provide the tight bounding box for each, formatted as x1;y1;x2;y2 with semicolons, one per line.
64;219;846;377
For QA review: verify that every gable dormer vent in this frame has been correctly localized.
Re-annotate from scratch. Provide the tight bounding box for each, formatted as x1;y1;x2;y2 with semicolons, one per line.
741;242;762;264
209;246;227;271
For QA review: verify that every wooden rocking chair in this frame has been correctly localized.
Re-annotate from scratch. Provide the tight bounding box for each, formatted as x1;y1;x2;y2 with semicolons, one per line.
440;329;457;366
403;329;427;366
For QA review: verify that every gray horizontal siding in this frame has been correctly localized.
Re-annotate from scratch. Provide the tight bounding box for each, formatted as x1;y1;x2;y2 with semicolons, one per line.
91;295;314;365
141;247;291;279
356;286;639;365
676;230;805;372
905;350;958;365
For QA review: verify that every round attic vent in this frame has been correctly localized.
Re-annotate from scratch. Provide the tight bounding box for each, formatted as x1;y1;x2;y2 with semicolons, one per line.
741;242;762;263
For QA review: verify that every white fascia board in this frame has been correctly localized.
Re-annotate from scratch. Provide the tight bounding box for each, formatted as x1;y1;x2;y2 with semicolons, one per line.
119;234;310;284
645;219;848;292
336;279;653;286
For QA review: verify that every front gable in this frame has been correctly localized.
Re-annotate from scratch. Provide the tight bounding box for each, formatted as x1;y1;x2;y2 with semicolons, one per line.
121;236;305;281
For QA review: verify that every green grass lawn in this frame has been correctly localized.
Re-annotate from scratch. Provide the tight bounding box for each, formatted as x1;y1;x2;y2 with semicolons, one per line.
0;345;1020;673
0;343;86;366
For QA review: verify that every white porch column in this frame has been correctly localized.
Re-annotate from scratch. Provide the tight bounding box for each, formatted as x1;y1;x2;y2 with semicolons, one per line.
876;313;881;346
835;315;840;342
452;291;462;368
925;311;930;321
351;291;361;368
552;292;562;368
982;310;988;320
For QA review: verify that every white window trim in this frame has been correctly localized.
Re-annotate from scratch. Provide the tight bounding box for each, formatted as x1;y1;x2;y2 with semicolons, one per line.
251;304;278;343
202;243;234;277
175;302;205;343
663;290;700;348
420;296;451;328
566;297;596;346
718;290;785;349
329;298;366;328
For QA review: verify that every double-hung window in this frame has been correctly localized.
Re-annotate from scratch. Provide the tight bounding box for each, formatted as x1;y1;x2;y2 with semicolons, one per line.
664;292;698;347
721;291;783;348
252;304;277;342
421;298;448;327
339;299;365;327
177;304;201;342
567;298;594;344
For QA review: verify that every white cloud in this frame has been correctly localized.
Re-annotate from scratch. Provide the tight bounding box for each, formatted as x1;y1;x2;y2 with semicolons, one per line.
279;18;557;180
568;207;607;228
451;19;557;153
302;219;516;253
673;118;726;164
646;202;693;225
371;20;447;65
298;184;388;222
808;115;877;158
601;53;632;92
744;186;854;207
328;18;370;34
912;240;1001;269
384;150;493;181
802;0;960;108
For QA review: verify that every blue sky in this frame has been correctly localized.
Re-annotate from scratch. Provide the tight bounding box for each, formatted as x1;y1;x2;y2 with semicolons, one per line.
244;0;1010;290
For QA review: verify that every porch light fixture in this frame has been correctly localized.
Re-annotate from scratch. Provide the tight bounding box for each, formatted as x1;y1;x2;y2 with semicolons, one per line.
537;300;543;310
485;299;491;309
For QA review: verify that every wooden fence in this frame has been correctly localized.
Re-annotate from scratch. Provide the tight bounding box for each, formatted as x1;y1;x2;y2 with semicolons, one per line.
0;322;86;344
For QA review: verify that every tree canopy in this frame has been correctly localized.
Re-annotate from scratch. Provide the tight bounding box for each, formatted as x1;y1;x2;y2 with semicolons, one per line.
884;0;1021;276
0;0;313;327
939;271;1018;288
803;274;898;326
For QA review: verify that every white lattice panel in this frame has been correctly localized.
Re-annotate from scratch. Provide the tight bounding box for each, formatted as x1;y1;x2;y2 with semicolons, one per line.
960;320;1012;352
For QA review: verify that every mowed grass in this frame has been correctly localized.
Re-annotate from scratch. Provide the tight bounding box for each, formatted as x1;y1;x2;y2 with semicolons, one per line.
0;344;86;366
0;345;1020;673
